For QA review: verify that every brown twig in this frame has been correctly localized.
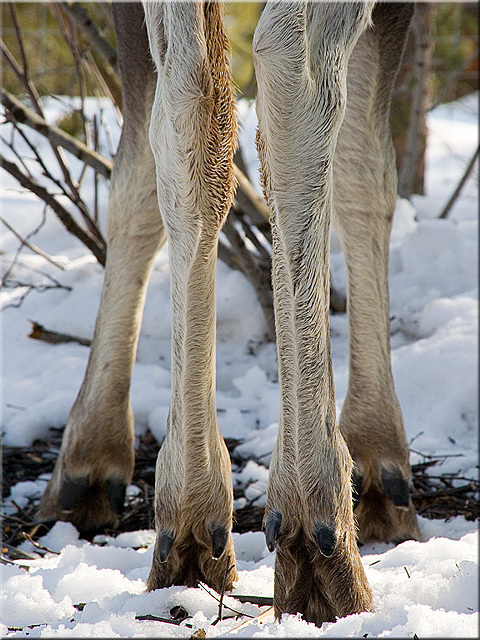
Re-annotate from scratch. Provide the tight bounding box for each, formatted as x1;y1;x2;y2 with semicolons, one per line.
232;595;274;606
28;319;92;347
217;558;236;622
1;29;105;243
197;582;254;619
135;614;192;627
60;2;118;72
1;89;113;179
222;212;274;341
438;143;479;220
0;154;106;266
19;531;60;555
0;216;65;270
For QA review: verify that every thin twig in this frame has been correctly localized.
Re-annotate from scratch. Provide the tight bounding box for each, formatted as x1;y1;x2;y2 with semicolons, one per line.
0;38;42;115
410;449;464;460
7;4;29;78
438;143;479;219
61;1;118;71
197;582;254;619
1;204;49;285
232;595;274;606
0;216;65;270
84;50;122;122
217;558;236;622
1;89;112;178
135;614;192;627
428;47;479;111
0;154;106;265
19;531;60;555
0;555;30;571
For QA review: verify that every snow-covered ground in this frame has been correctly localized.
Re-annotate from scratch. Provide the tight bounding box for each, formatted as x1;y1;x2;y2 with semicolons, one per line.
1;92;478;636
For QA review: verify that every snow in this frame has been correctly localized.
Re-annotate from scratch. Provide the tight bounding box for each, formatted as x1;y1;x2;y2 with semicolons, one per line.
1;91;478;636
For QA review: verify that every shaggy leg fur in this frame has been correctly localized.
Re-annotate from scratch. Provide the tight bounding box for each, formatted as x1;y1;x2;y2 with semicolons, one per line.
333;4;420;544
37;4;165;536
254;2;374;624
143;1;238;591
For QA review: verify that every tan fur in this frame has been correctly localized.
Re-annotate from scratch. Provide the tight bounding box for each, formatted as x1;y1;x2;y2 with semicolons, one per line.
253;3;374;623
143;0;238;591
37;0;419;626
37;4;165;533
333;4;420;544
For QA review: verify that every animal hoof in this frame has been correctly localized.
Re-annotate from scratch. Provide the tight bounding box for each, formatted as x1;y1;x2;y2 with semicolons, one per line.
381;466;410;508
60;475;90;513
314;520;337;557
106;479;127;515
352;468;363;510
264;510;282;552
209;523;229;559
156;530;175;563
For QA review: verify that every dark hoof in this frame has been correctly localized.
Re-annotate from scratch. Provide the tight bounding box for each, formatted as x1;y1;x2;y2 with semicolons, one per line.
264;510;282;552
209;523;229;559
381;466;410;508
156;530;175;563
60;475;90;513
314;520;337;557
106;480;127;515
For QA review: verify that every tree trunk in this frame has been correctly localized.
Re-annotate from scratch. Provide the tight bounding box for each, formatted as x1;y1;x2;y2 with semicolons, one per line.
398;4;435;199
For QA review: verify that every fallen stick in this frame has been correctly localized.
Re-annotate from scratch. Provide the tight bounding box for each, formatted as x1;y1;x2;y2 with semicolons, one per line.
226;606;275;634
28;320;91;347
411;483;476;501
233;595;274;606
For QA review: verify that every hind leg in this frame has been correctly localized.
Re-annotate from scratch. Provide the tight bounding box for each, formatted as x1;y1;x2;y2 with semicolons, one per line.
37;4;166;536
333;4;419;544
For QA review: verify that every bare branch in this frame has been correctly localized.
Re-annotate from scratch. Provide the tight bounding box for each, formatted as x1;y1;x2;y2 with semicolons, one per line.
1;205;49;285
428;47;479;112
7;4;29;79
0;216;65;270
60;2;118;72
222;211;275;341
234;164;269;224
83;49;122;121
439;144;479;220
0;154;106;266
0;34;42;115
398;4;435;199
1;89;113;179
28;320;91;347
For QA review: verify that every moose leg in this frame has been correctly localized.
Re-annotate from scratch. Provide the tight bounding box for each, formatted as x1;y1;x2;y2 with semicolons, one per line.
254;1;373;625
143;1;238;592
333;4;420;544
37;4;165;535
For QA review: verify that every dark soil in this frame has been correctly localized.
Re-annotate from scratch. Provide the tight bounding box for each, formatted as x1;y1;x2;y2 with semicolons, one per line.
2;428;479;553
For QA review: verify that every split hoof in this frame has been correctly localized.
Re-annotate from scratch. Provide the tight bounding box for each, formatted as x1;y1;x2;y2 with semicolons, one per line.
264;510;282;552
353;464;420;544
37;471;130;538
147;525;238;594
271;522;372;626
381;466;410;508
209;523;229;559
313;519;337;557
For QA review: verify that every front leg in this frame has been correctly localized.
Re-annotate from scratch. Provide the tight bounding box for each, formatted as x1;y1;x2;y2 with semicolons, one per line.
143;1;238;593
254;1;373;624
